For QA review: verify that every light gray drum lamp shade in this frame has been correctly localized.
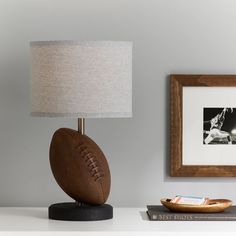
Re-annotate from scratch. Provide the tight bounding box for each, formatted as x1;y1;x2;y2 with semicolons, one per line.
30;41;132;118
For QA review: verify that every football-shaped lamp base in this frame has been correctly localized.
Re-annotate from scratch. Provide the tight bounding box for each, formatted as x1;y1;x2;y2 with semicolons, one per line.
49;125;113;221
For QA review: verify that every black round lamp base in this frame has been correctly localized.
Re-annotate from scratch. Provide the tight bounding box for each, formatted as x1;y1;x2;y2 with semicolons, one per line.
48;202;113;221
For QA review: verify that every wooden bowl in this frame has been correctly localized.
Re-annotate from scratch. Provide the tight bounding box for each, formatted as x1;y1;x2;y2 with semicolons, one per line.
161;198;232;213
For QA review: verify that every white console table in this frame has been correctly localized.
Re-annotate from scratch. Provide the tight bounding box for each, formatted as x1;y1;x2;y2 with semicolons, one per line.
0;208;236;235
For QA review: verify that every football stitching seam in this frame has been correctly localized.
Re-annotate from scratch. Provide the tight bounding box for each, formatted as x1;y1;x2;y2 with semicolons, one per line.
76;144;104;182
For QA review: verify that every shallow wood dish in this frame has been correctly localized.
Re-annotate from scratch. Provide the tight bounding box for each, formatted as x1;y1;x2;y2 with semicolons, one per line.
161;198;232;213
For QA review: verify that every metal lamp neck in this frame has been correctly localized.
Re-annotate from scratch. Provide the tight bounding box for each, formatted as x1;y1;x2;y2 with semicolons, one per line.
78;118;85;135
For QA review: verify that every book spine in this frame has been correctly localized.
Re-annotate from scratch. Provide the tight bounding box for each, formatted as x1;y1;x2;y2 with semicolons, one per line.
148;212;236;221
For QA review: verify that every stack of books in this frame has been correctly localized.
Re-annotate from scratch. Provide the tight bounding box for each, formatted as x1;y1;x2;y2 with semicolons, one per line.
147;196;236;221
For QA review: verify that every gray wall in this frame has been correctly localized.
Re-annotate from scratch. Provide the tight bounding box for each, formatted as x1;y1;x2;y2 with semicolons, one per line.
1;0;236;207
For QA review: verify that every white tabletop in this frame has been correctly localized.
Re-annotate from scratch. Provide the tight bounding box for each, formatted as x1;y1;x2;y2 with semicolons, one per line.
0;207;236;235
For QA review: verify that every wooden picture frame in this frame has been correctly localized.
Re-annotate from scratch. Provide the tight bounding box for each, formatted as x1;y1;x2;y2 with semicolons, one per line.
170;74;236;177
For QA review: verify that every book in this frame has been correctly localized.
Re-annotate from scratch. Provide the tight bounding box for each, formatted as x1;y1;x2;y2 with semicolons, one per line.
147;205;236;221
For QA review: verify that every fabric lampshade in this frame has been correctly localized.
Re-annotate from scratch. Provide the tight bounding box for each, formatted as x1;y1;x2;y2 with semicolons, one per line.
30;41;132;118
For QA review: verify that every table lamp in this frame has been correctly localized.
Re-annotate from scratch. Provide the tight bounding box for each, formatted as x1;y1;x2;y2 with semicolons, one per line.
30;41;132;221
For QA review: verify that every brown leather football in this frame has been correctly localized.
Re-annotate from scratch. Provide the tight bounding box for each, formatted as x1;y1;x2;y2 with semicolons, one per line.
49;128;111;205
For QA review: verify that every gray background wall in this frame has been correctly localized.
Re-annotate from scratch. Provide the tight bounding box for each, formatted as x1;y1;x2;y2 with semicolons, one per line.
1;0;236;207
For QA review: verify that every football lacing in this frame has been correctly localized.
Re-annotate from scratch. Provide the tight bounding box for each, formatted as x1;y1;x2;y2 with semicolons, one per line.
77;144;104;182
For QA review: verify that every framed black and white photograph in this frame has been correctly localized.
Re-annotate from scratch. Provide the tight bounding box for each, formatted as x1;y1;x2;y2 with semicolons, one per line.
170;74;236;177
203;107;236;145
